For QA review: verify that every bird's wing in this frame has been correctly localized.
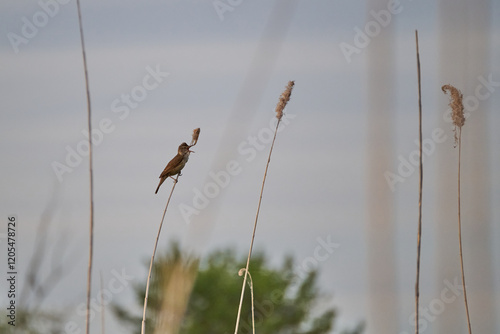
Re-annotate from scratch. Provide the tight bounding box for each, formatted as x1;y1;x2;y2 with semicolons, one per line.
159;154;182;178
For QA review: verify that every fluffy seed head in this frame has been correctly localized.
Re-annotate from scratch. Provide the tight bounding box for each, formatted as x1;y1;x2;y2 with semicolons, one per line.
442;84;465;145
190;128;200;146
442;84;465;127
275;81;295;121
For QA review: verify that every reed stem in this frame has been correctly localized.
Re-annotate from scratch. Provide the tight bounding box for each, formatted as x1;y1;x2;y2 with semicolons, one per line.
75;1;94;333
233;119;280;334
457;128;472;334
414;29;423;334
141;174;180;334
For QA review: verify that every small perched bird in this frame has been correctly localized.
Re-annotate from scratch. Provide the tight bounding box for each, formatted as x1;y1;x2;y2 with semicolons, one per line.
155;142;193;194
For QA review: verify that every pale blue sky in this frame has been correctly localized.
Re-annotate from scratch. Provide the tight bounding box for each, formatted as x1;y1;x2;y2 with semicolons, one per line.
1;1;499;333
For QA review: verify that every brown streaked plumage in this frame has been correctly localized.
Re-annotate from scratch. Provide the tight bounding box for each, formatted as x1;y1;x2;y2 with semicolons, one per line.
155;142;192;194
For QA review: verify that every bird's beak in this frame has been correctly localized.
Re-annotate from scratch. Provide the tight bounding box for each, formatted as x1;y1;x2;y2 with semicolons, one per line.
188;145;195;153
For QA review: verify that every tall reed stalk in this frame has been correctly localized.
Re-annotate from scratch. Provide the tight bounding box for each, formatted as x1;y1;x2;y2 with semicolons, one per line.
456;126;472;334
442;84;472;334
142;174;180;334
233;81;294;334
74;1;94;333
142;128;199;334
414;30;423;334
100;271;105;334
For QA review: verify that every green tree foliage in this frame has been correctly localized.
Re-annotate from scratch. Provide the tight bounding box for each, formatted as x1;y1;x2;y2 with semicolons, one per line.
113;242;363;334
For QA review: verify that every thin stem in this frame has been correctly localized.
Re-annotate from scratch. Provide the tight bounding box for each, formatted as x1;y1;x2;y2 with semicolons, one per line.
457;128;472;334
141;174;180;334
249;272;255;334
75;1;94;334
241;270;256;334
100;271;105;334
414;29;423;334
234;120;281;334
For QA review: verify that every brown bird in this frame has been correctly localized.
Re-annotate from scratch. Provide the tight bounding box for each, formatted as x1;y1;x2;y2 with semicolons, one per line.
155;142;193;194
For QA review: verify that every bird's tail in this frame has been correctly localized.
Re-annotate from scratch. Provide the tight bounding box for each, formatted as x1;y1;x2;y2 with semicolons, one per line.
155;178;164;194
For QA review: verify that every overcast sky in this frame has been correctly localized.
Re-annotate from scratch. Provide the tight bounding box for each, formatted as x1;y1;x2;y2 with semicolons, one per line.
1;1;499;333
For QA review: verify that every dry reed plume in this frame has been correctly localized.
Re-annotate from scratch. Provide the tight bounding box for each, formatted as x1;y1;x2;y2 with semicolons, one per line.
275;81;294;120
153;255;199;334
191;128;201;146
442;84;472;334
233;81;294;334
442;84;465;146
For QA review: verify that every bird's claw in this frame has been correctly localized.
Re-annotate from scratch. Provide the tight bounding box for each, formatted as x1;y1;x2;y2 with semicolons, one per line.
169;174;181;183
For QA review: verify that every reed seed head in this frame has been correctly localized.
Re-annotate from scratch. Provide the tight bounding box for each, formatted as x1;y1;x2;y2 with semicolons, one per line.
275;81;295;121
190;128;200;146
442;84;465;145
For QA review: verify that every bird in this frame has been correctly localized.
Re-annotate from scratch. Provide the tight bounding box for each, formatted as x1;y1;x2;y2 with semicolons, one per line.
155;142;193;194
